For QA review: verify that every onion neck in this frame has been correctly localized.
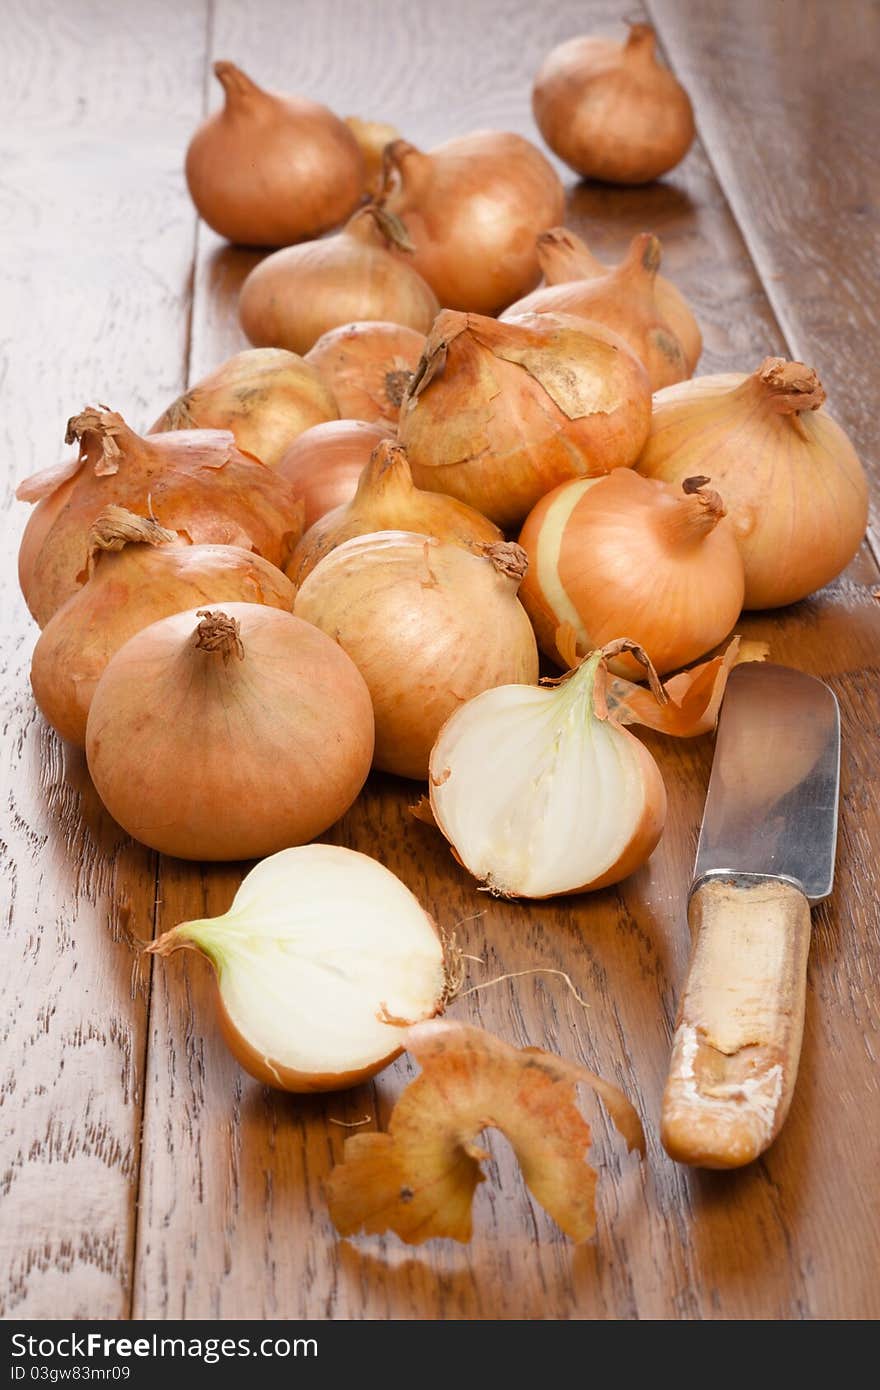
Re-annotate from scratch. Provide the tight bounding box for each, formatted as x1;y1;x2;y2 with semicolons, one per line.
214;61;267;110
346;203;415;253
194;609;245;664
379;139;432;200
658;477;726;547
353;440;415;508
624;22;658;66
483;541;528;590
88;505;177;558
749;357;827;415
618;231;662;289
65;407;145;474
537;227;602;285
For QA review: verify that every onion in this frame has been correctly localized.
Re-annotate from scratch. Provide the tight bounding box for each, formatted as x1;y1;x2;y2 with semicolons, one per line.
345;116;400;193
503;233;690;390
275;420;390;529
150;348;337;467
532;23;695;184
17;408;303;628
239;206;440;356
86;605;374;861
305;321;425;426
147;845;449;1091
398;310;652;528
378;133;565;314
31;507;294;747
185;61;365;246
286;440;502;589
636;358;869;608
535;227;702;373
294;533;539;779
518;471;744;676
428;641;667;898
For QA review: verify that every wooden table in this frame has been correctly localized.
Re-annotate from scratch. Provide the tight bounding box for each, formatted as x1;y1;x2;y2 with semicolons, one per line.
2;0;878;1321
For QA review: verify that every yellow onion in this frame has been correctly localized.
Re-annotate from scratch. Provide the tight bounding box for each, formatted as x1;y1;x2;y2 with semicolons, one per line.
378;133;565;314
31;506;295;747
398;310;652;528
519;471;744;676
306;321;425;426
17;408;303;628
529;226;701;373
294;533;538;779
147;845;449;1092
185;61;365;246
150;348;337;467
503;233;690;390
239;206;440;356
533;23;695;184
429;641;667;898
275;420;390;529
344;116;400;194
637;359;869;608
86;605;374;861
286;440;501;589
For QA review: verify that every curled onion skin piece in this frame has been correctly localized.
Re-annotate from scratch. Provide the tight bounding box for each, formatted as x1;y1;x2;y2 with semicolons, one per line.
532;23;695;184
305;321;425;426
294;531;539;779
147;845;449;1092
378;132;565;315
275;419;390;529
636;359;869;608
239;205;440;356
185;61;365;246
86;604;374;861
17;408;303;628
150;348;337;467
31;507;294;747
399;309;652;528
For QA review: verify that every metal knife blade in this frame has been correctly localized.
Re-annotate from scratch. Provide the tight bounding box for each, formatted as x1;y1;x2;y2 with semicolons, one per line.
692;662;840;904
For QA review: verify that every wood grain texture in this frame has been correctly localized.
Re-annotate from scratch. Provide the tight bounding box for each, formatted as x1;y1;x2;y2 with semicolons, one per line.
4;0;879;1322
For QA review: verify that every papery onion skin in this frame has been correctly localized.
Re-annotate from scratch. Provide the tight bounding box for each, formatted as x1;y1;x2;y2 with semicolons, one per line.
150;348;337;467
239;206;440;356
519;471;744;676
379;132;565;315
275;420;390;529
286;440;502;589
294;531;539;779
533;23;695;184
148;845;447;1092
185;61;365;246
399;310;652;528
17;408;303;628
305;321;425;426
503;232;691;390
86;604;374;861
636;359;869;608
535;226;702;373
31;508;294;747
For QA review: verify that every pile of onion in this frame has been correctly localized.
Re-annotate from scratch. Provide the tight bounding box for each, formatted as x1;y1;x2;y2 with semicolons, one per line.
636;358;869;608
294;533;538;779
532;23;695;184
534;226;702;372
503;232;690;390
239;206;440;356
148;845;449;1091
17;408;303;627
150;349;337;468
305;321;425;426
398;310;652;527
378;133;564;314
31;507;295;746
185;61;365;246
275;420;390;529
86;605;374;861
518;471;744;675
428;640;667;898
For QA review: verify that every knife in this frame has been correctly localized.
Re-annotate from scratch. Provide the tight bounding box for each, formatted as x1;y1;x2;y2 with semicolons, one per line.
660;662;840;1169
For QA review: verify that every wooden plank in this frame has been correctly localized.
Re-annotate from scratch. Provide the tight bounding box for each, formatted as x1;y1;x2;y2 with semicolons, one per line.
0;0;207;1317
133;0;880;1318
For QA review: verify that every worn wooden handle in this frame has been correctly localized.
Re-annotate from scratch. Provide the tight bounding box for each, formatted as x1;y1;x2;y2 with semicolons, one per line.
661;876;811;1169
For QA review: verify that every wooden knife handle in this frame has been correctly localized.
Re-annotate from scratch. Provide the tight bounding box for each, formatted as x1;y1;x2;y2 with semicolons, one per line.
661;875;811;1169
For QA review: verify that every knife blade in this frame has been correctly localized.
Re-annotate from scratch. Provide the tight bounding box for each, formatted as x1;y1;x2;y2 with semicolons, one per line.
660;662;840;1169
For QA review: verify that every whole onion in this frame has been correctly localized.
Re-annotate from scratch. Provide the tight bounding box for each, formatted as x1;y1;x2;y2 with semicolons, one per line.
378;132;565;314
305;321;425;426
150;349;337;467
86;605;374;861
275;420;390;529
185;61;365;246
